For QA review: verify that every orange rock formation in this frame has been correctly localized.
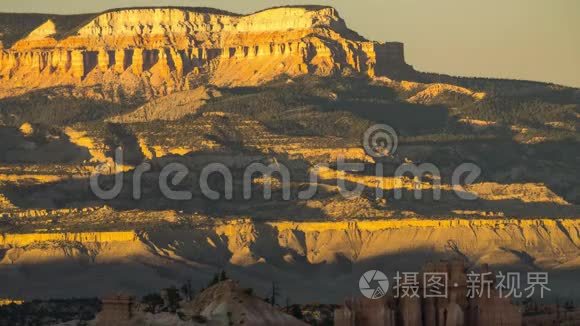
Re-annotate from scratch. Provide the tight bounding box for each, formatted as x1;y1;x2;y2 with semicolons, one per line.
0;6;412;99
334;260;522;326
95;294;136;326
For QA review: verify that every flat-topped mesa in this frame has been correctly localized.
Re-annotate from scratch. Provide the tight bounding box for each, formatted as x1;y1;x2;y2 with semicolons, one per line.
0;6;413;98
10;7;351;50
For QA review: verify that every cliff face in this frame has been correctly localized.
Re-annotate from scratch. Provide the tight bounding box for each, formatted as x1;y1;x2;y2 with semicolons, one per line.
0;6;412;99
1;219;578;301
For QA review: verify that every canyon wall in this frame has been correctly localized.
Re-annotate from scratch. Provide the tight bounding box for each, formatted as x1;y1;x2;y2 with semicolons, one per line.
1;218;578;302
0;7;412;99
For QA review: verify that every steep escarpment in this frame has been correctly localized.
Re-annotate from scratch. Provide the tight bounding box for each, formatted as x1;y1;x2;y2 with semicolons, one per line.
1;219;578;301
0;6;412;99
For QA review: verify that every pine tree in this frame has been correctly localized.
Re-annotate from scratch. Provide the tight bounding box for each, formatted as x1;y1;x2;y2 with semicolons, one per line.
209;273;219;286
219;270;228;282
181;279;193;301
270;282;280;307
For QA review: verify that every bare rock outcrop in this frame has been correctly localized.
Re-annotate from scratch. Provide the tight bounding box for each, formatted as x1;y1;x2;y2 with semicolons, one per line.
0;219;578;301
0;6;413;100
181;280;308;325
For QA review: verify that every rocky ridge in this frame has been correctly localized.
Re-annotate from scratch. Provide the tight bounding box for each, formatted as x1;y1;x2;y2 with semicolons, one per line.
0;6;412;99
0;218;578;302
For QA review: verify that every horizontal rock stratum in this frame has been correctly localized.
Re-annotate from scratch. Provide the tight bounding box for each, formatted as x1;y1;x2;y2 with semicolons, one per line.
0;6;413;99
1;218;579;301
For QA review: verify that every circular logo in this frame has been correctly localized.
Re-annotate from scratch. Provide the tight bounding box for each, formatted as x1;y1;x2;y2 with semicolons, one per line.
362;124;398;158
359;270;389;299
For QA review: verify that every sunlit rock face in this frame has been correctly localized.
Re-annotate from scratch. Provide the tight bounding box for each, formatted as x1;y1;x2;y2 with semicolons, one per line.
0;219;578;301
0;6;412;99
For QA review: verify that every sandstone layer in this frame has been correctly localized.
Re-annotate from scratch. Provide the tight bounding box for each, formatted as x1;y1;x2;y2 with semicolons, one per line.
0;6;412;99
0;218;578;302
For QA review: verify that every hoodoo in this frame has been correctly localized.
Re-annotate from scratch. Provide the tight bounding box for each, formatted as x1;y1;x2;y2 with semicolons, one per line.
0;6;412;99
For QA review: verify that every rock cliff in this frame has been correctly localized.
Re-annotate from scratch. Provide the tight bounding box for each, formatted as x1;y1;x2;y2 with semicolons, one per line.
1;218;578;301
0;6;412;99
